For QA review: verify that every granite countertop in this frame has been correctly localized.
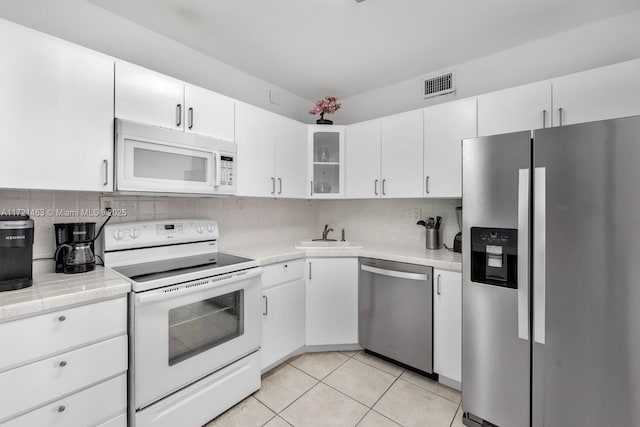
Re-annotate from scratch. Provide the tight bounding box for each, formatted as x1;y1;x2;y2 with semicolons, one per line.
0;267;130;321
223;241;462;272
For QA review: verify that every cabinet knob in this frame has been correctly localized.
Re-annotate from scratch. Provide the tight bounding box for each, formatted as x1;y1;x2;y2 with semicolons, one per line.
58;405;66;413
59;361;67;367
58;315;66;322
284;264;288;268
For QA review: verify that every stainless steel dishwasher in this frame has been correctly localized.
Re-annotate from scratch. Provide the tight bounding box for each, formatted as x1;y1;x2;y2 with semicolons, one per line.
358;257;433;373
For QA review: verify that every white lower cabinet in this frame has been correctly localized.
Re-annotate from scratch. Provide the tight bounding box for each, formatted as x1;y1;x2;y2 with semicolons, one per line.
433;269;462;384
261;260;306;370
305;257;358;346
0;296;128;425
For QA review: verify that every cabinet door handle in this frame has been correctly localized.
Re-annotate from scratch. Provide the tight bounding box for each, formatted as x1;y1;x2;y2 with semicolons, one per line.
58;360;67;368
58;315;66;322
263;295;268;316
102;160;108;186
310;181;314;196
58;405;66;413
437;274;442;295
558;107;564;126
542;110;547;128
309;262;312;280
426;176;430;194
176;104;182;127
278;178;282;195
374;179;379;196
271;177;276;195
188;107;194;129
382;179;386;196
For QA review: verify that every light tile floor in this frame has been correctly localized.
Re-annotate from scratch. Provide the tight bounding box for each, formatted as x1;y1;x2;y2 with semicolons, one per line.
205;351;465;427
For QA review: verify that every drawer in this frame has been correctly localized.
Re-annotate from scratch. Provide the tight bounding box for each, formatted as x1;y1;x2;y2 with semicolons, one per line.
0;296;126;371
0;335;128;422
262;259;304;289
3;374;127;427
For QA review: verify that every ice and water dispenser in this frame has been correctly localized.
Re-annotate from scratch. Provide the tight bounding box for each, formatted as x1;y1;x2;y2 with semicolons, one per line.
470;227;518;289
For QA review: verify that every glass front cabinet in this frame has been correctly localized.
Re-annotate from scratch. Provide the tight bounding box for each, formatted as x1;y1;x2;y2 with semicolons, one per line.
307;125;346;198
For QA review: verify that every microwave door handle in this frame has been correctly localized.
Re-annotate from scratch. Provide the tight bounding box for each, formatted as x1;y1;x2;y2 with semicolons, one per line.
213;152;221;187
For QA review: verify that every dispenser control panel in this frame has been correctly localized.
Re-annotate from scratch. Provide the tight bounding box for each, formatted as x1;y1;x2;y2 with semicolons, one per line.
470;227;518;288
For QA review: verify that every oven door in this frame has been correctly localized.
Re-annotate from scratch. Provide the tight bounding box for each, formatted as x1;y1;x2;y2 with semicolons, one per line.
132;267;262;409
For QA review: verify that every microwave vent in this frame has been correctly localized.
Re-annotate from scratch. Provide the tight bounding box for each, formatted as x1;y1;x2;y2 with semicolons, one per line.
423;71;455;98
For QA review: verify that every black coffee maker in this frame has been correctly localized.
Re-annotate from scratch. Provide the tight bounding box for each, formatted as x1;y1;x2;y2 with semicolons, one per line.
0;215;34;291
453;206;462;253
54;223;96;274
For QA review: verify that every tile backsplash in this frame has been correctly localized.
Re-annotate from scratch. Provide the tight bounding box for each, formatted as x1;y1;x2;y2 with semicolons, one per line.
315;198;461;249
0;190;461;273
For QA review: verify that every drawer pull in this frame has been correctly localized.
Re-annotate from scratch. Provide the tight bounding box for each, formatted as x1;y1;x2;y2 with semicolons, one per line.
58;315;66;322
58;361;67;367
58;405;66;413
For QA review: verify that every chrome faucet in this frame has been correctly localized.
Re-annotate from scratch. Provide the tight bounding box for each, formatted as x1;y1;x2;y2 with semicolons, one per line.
322;224;334;240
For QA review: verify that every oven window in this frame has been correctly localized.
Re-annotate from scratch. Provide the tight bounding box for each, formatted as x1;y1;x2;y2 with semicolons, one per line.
168;290;244;366
133;147;208;182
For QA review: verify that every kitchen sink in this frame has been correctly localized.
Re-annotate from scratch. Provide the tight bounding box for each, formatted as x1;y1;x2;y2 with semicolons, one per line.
295;240;362;249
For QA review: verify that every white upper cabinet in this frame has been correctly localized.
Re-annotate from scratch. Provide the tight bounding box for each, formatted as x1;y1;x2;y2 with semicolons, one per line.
275;116;308;198
0;20;114;192
380;110;424;198
552;59;640;127
423;98;477;198
115;61;185;131
346;120;382;199
184;84;235;141
478;80;551;136
308;126;346;199
235;102;276;197
115;62;235;140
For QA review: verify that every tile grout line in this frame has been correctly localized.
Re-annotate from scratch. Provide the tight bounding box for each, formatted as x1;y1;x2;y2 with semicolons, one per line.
449;402;462;427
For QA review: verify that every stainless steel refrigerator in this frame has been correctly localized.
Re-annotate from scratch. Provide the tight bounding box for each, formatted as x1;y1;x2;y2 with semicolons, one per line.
461;116;640;427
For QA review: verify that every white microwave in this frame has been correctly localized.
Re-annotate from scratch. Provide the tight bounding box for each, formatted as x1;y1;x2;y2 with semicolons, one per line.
115;119;236;196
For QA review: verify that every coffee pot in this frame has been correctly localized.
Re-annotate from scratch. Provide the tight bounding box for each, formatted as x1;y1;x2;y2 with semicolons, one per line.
54;223;96;274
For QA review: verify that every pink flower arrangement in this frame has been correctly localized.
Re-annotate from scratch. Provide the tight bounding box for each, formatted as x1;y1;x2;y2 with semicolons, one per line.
309;96;342;116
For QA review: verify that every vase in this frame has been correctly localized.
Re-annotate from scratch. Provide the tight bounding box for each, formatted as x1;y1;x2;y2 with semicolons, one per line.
316;112;333;125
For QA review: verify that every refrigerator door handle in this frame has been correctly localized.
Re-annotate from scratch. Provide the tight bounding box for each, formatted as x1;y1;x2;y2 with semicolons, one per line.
517;169;530;341
534;167;546;344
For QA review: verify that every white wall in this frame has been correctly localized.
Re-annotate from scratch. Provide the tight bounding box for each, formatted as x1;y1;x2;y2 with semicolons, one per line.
334;9;640;124
0;0;314;123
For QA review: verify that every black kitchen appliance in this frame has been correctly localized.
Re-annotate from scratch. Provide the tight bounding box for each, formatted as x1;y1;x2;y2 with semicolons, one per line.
453;206;462;253
0;215;34;291
54;222;96;274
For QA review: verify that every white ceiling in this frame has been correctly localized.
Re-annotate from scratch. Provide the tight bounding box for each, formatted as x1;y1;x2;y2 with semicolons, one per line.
89;0;640;100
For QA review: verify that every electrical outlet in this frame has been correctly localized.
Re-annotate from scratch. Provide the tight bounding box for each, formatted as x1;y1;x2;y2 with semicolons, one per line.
237;199;245;212
100;196;115;212
412;208;422;220
269;89;280;105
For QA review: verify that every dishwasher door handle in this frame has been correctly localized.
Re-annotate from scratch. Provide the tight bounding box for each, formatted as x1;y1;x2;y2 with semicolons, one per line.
361;264;428;281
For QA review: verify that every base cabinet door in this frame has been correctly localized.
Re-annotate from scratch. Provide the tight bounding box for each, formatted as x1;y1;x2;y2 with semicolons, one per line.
433;269;462;383
305;258;358;346
553;59;640;127
0;20;114;192
261;279;305;370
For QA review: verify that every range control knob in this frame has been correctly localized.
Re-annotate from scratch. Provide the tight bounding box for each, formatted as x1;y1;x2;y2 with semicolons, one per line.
195;225;204;233
207;225;215;233
114;229;125;240
129;228;140;239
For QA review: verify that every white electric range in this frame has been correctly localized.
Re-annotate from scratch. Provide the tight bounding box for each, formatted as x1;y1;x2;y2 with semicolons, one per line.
104;219;262;427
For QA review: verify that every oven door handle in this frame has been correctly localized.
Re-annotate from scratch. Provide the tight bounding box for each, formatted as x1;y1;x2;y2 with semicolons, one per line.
133;267;262;306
